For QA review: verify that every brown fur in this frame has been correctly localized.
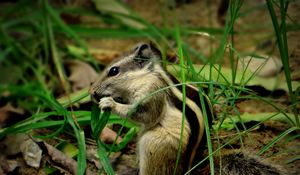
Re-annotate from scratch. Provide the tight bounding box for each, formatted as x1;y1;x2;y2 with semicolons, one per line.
90;43;194;174
90;43;286;175
215;152;286;175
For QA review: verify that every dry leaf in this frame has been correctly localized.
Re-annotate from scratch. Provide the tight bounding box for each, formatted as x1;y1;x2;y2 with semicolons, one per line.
238;54;282;78
0;155;20;174
91;48;120;65
100;127;122;144
0;103;25;128
39;141;93;175
92;0;146;29
20;139;42;168
67;45;120;65
0;133;29;156
65;60;99;91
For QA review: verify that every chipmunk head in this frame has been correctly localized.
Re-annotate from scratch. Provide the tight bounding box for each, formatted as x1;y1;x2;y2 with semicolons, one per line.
89;43;163;104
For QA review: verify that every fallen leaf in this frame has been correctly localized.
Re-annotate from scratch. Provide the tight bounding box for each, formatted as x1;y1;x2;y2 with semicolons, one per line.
39;141;94;175
67;45;120;65
0;134;43;172
55;141;78;158
0;133;29;156
100;127;122;144
238;54;282;78
92;0;146;29
0;155;20;174
20;139;42;168
91;49;120;65
0;103;25;128
86;146;101;169
65;60;99;91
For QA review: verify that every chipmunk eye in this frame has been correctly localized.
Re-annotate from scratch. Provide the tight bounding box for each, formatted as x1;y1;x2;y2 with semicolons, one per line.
108;66;119;76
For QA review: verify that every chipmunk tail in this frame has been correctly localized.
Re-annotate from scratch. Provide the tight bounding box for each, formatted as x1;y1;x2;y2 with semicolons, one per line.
213;152;287;175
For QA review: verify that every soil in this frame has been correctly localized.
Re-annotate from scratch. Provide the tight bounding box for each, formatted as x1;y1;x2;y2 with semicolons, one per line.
1;0;300;174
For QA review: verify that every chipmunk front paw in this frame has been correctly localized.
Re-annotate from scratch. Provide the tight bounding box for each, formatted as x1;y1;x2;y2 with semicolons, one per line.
99;97;116;111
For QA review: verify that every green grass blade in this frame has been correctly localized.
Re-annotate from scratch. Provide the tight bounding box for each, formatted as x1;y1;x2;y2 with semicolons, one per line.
257;127;299;155
109;127;138;152
66;112;87;175
97;140;115;175
265;0;298;126
173;23;187;175
91;103;101;134
91;105;115;174
183;48;215;175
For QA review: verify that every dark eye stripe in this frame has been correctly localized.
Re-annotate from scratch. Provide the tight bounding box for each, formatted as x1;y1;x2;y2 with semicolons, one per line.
108;66;119;76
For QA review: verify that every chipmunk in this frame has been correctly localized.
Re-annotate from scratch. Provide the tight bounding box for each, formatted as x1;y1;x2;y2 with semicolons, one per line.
89;43;286;175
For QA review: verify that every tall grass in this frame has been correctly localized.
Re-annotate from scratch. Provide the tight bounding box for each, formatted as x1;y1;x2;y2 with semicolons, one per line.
266;0;299;125
0;0;299;174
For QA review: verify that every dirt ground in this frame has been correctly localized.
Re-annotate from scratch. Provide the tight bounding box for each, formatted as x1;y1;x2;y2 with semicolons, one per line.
1;0;300;174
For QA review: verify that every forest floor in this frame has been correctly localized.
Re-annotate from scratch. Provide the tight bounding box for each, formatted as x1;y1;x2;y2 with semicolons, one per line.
0;0;300;174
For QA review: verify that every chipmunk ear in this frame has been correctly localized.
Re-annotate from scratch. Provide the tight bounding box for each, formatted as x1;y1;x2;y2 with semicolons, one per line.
133;43;162;67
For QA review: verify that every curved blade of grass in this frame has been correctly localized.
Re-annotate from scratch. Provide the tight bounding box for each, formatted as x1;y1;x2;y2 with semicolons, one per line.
44;1;90;56
182;46;215;175
65;112;86;175
0;0;32;20
109;127;138;152
285;155;300;164
44;2;70;93
57;88;90;107
91;103;101;135
97;140;115;175
167;64;300;92
0;84;87;174
0;108;135;139
266;0;298;126
91;105;115;174
257;127;299;156
173;23;187;175
213;112;297;131
212;0;243;63
91;107;111;140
